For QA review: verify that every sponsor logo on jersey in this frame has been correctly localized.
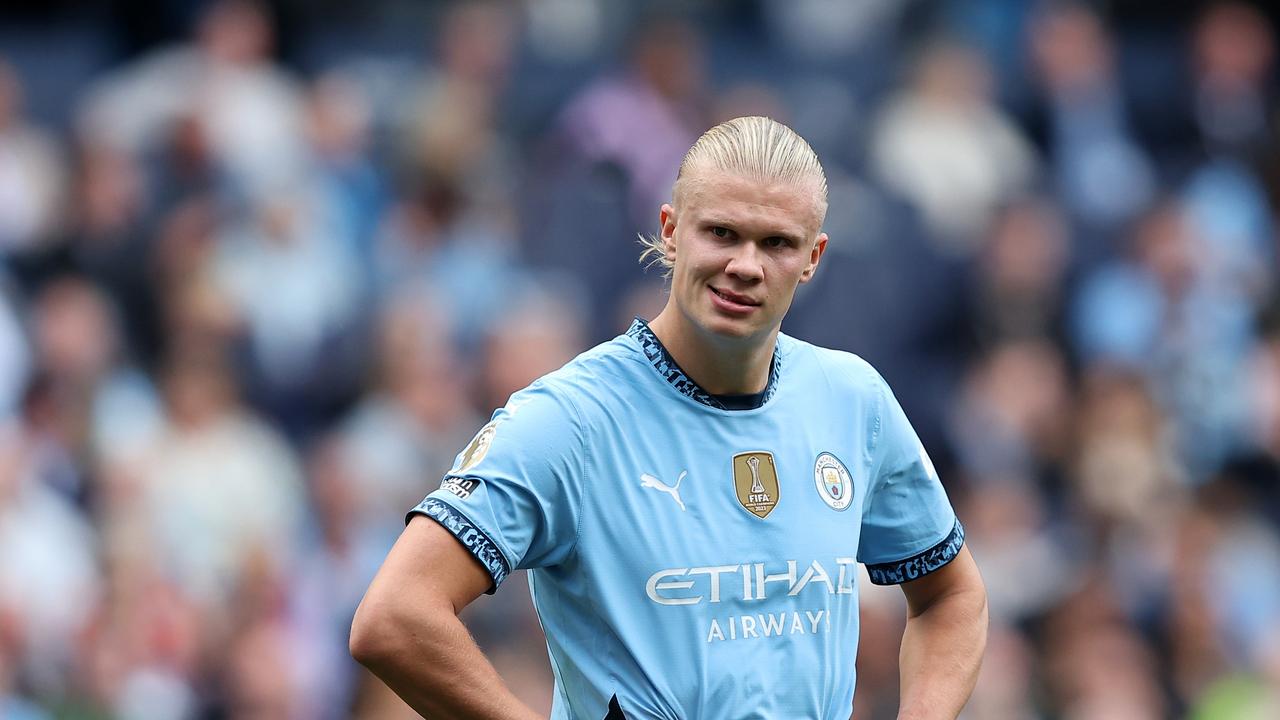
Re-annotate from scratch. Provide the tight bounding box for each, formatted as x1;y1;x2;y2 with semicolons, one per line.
813;452;853;511
646;558;858;645
455;421;498;473
640;470;688;511
645;558;859;606
733;451;779;518
441;476;479;499
704;610;832;643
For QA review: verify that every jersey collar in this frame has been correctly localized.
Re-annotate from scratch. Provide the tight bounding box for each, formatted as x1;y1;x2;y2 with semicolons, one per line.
625;317;781;410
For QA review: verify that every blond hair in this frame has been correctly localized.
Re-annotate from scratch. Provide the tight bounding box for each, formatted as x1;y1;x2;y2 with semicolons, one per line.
638;116;828;276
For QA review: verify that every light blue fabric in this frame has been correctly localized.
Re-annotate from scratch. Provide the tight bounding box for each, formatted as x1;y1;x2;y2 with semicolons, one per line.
410;320;959;719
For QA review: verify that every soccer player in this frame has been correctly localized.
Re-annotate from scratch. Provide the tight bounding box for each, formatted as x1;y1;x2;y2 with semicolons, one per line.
350;116;988;719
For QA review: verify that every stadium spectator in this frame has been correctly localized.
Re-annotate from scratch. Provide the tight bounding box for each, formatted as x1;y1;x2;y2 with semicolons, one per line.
1025;1;1155;246
0;59;64;255
871;39;1038;249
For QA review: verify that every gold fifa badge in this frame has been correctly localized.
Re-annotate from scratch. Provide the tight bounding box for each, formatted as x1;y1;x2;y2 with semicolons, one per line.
733;451;780;519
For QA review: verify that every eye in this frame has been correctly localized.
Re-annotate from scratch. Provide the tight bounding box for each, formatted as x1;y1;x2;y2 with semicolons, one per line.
764;236;790;249
710;226;730;238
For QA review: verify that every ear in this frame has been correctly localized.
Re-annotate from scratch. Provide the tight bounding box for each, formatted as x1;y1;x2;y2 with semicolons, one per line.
660;203;677;259
799;232;828;283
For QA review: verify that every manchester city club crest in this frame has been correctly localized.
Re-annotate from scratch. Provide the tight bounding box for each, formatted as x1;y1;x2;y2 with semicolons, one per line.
733;451;779;519
813;452;853;511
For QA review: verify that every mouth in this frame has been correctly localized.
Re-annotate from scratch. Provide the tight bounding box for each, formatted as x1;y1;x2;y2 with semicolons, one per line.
709;286;760;312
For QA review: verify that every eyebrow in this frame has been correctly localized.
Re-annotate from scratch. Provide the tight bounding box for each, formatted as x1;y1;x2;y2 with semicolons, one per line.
701;217;806;245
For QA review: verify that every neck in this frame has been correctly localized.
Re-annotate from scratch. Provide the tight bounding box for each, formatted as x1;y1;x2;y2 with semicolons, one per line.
647;307;777;396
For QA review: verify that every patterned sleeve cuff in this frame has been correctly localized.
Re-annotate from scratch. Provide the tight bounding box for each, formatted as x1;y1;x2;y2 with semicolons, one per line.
865;519;965;586
408;497;511;593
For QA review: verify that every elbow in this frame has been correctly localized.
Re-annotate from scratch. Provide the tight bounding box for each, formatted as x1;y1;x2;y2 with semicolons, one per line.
350;593;457;670
349;600;402;668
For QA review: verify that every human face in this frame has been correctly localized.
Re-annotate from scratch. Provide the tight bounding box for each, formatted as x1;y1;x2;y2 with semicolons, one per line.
661;170;827;344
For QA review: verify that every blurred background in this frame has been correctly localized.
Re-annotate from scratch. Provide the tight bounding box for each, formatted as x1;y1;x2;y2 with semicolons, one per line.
1;0;1279;717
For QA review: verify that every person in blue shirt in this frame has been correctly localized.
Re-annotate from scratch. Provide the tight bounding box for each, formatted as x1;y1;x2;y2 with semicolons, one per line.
350;116;988;719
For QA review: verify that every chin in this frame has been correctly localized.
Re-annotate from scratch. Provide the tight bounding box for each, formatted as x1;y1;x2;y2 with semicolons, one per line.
696;314;765;341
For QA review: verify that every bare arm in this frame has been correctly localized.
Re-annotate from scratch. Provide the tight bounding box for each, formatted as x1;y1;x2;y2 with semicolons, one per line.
896;545;988;720
349;515;542;720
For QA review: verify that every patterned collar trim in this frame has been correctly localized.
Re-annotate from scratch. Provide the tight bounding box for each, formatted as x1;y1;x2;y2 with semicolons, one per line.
625;318;781;410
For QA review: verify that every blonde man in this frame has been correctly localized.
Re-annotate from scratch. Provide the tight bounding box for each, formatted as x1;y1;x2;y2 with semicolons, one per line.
352;116;987;719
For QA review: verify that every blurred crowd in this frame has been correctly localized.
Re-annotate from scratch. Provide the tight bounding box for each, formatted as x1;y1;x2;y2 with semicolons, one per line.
2;0;1280;718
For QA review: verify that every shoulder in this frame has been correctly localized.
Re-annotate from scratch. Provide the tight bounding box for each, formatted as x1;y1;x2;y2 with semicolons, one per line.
550;332;645;383
777;333;888;398
502;333;648;422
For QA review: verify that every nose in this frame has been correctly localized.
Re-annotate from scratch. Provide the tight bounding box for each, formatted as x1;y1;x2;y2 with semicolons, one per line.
724;243;764;283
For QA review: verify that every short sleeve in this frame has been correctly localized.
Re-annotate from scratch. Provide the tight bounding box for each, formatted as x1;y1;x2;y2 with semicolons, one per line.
407;382;585;592
857;376;964;585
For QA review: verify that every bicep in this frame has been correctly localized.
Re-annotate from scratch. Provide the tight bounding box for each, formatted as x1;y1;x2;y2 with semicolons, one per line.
899;545;984;618
364;515;494;616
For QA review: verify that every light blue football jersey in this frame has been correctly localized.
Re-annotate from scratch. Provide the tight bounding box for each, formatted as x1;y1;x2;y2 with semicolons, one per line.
410;319;963;720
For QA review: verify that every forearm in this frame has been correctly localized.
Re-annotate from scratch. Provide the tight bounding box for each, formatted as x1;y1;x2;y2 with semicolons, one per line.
897;582;988;719
352;599;542;720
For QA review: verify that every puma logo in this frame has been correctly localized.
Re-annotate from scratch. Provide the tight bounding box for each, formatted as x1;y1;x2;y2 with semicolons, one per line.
640;471;688;511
